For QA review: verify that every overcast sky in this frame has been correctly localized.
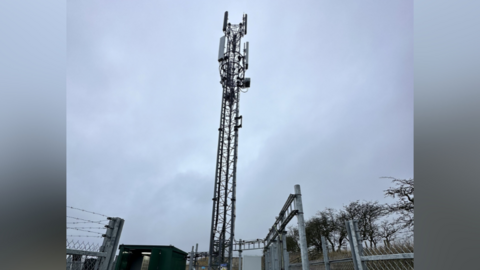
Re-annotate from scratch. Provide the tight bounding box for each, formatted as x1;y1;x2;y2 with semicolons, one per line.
67;0;412;256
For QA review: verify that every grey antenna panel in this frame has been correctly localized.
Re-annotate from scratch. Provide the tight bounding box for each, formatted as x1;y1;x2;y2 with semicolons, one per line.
245;42;249;69
244;14;247;35
218;36;226;62
223;11;228;32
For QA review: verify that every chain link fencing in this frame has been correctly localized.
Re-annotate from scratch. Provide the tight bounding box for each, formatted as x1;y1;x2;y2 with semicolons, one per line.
66;238;104;270
67;254;100;270
361;240;414;270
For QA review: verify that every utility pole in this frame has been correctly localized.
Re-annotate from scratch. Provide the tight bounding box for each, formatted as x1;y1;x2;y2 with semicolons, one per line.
208;11;250;270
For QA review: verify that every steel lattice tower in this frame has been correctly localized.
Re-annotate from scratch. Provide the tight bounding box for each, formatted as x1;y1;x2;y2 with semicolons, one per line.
208;11;250;270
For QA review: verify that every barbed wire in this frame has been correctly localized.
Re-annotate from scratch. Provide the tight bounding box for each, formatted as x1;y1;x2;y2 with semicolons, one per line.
67;206;109;218
67;221;107;225
67;235;103;238
67;221;108;225
67;227;105;229
67;228;104;235
67;216;108;223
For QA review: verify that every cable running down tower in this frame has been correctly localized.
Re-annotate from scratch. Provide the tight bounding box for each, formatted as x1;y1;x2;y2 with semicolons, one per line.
208;11;250;270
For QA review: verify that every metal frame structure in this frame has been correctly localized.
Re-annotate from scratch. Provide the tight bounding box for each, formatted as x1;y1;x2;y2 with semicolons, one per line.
263;185;308;270
231;185;309;270
187;243;209;270
208;11;250;270
233;239;266;251
234;238;267;270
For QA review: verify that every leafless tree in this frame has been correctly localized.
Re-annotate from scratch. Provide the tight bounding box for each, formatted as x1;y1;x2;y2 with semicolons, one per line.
318;208;340;252
304;208;338;252
335;210;349;251
383;177;414;230
338;201;386;248
378;220;402;246
286;226;300;252
286;177;414;253
305;217;324;252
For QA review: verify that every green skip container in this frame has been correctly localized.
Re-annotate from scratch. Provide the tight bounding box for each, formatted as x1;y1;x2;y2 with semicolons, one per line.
114;244;188;270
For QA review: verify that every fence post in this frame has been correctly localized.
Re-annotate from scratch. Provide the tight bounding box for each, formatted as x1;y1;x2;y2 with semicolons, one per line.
96;217;125;270
239;239;242;270
353;221;367;270
277;235;284;270
189;246;195;270
262;252;265;270
272;240;277;270
112;218;124;270
270;245;274;270
265;247;270;270
98;219;114;270
321;236;330;270
294;185;309;270
277;240;282;270
195;243;199;269
110;218;124;270
346;220;364;270
269;246;274;270
282;231;289;270
265;248;268;270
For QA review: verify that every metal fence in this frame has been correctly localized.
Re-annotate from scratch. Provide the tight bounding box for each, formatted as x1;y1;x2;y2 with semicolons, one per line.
184;256;242;270
66;253;101;270
361;241;414;270
288;220;413;270
289;248;355;270
66;240;102;270
66;217;124;270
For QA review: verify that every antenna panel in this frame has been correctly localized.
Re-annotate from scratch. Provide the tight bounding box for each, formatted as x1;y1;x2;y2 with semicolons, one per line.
218;36;226;62
244;14;248;35
223;11;228;32
245;42;249;69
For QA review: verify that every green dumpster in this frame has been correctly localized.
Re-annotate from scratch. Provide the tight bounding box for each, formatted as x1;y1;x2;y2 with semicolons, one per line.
114;244;188;270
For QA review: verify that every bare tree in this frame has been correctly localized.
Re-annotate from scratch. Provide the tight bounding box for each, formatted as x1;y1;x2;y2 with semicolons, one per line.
305;217;324;252
302;208;339;252
383;177;414;230
378;220;402;246
317;208;339;252
335;210;349;251
293;177;413;252
362;201;386;248
286;226;300;252
339;201;386;248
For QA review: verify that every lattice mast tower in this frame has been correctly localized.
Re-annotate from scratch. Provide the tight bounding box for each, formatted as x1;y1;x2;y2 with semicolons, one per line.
208;11;250;270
